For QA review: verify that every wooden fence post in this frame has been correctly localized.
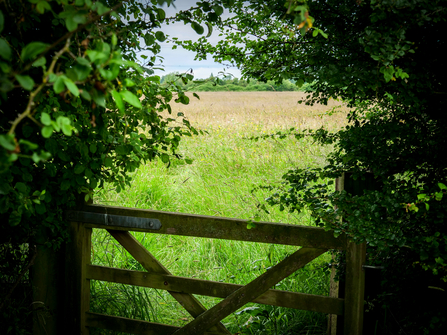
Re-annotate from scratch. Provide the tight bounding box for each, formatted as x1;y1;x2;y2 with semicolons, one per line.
65;219;92;335
329;173;368;335
31;230;63;335
327;174;345;335
344;240;366;335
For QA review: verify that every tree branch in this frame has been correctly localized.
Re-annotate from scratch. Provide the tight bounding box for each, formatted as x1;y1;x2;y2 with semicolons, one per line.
8;39;71;135
18;1;125;75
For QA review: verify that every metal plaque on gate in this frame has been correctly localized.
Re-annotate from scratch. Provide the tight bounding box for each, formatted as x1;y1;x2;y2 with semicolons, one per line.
66;210;161;230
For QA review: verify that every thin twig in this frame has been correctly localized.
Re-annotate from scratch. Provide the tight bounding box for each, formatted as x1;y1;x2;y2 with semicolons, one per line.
8;39;71;135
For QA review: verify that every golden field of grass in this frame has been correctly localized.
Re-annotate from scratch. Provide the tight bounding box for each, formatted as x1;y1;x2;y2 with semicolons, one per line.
170;91;349;133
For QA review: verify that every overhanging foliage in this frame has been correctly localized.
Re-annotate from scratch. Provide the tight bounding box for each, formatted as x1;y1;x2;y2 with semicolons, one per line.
180;0;447;332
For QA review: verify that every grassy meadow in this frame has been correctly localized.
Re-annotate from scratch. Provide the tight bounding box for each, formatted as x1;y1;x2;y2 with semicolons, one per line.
91;92;349;334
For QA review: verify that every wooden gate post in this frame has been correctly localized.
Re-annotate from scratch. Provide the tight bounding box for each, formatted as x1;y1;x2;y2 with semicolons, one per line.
31;230;63;335
327;175;345;335
329;173;368;335
65;220;92;335
344;240;366;335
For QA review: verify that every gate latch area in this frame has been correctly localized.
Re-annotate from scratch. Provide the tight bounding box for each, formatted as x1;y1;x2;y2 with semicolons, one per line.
66;211;161;230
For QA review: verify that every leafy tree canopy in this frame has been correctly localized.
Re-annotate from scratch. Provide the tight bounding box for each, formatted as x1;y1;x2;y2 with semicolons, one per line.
179;0;447;332
0;0;230;331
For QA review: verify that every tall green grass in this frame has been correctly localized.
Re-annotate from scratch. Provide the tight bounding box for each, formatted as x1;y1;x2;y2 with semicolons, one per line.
90;92;349;334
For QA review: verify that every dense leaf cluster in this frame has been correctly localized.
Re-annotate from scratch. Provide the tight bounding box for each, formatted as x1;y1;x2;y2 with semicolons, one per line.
0;0;227;332
180;0;447;332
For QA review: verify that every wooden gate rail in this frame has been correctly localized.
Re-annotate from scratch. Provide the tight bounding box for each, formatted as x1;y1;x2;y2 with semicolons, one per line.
86;265;344;314
65;204;365;335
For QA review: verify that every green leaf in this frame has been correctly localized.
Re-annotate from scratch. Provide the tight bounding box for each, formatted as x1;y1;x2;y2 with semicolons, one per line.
76;57;91;67
104;157;113;167
160;153;169;163
111;90;124;113
205;22;213;38
19;139;38;150
42;126;53;138
63;77;80;96
74;63;91;81
156;7;166;20
124;78;136;87
51;120;60;132
94;2;109;15
438;183;447;190
144;33;155;46
120;90;142;108
212;5;224;16
36;0;52;14
146;76;160;83
61;124;72;136
90;178;97;189
80;89;91;101
0;60;10;73
116;145;127;155
296;79;304;88
74;164;85;174
15;182;27;194
41;112;51;126
111;33;117;46
92;91;106;108
35;202;46;214
155;31;166;42
247;221;256;229
21;42;49;62
89;143;97;153
85;168;93;178
191;22;204;35
15;75;35;91
0;38;11;61
32;57;46;67
9;211;22;226
0;134;16;151
8;153;18;162
61;180;71;190
54;76;66;93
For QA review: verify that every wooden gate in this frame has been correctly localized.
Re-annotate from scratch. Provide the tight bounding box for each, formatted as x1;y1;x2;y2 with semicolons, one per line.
64;202;365;335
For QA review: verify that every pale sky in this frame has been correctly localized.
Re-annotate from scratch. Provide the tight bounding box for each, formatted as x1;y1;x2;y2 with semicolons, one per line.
139;0;242;79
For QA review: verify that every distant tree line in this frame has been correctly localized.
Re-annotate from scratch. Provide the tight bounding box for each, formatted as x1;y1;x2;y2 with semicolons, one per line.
160;72;312;92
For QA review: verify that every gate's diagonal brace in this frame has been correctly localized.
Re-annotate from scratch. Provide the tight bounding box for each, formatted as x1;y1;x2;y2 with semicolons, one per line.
173;247;327;335
107;230;231;335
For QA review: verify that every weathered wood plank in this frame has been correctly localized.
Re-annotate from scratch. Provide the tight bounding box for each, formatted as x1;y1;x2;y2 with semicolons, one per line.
327;175;345;335
107;230;231;335
173;247;327;335
327;255;341;335
86;265;344;315
85;312;222;335
83;204;346;249
65;222;92;335
343;241;366;335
